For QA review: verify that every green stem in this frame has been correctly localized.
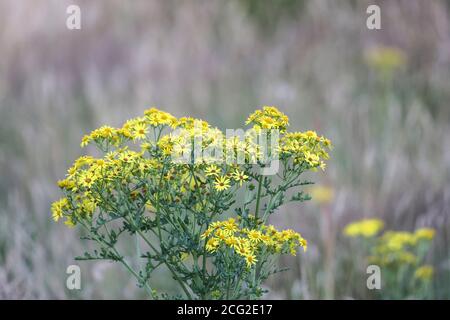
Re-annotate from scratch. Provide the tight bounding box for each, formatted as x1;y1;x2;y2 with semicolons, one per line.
78;220;154;297
254;176;263;222
135;228;193;299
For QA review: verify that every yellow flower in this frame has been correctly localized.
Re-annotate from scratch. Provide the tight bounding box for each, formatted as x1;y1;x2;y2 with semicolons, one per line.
214;175;230;191
79;171;96;188
414;265;434;281
244;253;258;267
260;234;272;245
205;164;220;177
280;131;332;168
231;169;249;186
260;116;276;129
80;126;121;147
51;198;69;222
304;151;320;167
247;230;263;244
225;236;239;248
414;228;435;241
223;218;238;233
144;107;177;127
180;252;190;261
201;228;214;240
365;46;406;73
309;185;334;205
397;251;417;265
235;243;250;257
57;179;75;190
64;217;76;228
215;229;228;242
343;219;384;238
80;198;96;214
133;123;149;140
382;231;416;251
205;238;220;252
80;135;90;147
245;106;289;132
299;238;307;251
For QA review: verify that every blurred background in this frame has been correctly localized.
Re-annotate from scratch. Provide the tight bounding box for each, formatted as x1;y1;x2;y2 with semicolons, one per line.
0;0;449;299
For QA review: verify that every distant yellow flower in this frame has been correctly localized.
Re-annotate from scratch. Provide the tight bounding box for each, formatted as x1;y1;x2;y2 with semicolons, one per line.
397;251;417;265
309;185;334;204
344;219;384;238
382;231;417;251
414;265;434;281
214;175;230;191
414;228;435;241
365;46;407;72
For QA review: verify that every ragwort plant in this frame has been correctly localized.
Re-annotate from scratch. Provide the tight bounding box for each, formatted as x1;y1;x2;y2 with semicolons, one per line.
52;106;332;299
344;219;435;299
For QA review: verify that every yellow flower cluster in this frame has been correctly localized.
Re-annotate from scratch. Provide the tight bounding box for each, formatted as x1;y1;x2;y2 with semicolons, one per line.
245;106;289;132
80;125;131;147
51;149;162;225
157;120;225;161
280;131;331;170
369;228;435;267
344;219;436;283
343;219;384;238
80;108;177;148
52;105;332;299
144;107;177;127
309;185;335;205
53;106;331;229
414;265;434;281
201;218;307;268
51;197;69;222
365;46;406;72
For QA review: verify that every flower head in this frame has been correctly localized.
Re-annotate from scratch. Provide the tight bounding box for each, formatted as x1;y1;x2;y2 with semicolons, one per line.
414;265;434;281
205;164;221;177
214;175;231;191
344;219;384;238
231;169;249;186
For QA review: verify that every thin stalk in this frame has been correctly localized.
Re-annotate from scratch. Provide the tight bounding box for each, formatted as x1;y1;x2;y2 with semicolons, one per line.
135;228;193;299
254;176;263;221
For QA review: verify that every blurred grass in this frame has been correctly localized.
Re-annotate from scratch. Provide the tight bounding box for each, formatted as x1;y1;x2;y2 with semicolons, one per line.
0;0;449;299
